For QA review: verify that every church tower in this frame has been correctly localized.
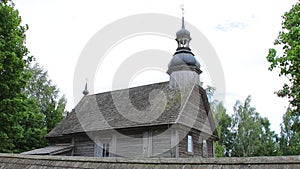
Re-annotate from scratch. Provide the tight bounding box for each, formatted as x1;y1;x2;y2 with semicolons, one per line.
167;16;202;88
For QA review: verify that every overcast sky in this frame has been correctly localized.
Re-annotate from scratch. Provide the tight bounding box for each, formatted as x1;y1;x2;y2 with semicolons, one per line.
14;0;298;133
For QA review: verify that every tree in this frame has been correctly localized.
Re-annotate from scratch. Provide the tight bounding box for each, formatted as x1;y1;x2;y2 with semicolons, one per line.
0;1;65;153
0;0;33;152
267;2;300;132
25;63;66;133
205;85;233;157
279;108;300;155
14;98;47;152
230;96;278;157
205;85;216;103
211;101;232;157
256;117;279;156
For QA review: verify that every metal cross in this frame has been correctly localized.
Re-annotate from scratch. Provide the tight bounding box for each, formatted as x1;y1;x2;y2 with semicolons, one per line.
180;4;185;17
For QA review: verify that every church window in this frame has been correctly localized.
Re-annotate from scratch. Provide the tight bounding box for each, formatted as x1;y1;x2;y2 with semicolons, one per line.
187;135;193;153
202;139;208;157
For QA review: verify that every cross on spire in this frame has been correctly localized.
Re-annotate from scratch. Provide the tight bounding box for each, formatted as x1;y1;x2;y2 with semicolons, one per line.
180;4;185;17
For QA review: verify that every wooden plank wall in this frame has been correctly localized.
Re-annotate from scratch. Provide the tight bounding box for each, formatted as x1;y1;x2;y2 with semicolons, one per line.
89;126;174;158
73;134;94;157
189;87;213;134
152;128;172;157
207;139;214;157
55;127;213;158
178;128;200;157
177;127;214;158
116;132;143;157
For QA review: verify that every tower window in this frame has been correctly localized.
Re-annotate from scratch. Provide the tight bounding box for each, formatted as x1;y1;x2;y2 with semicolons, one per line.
187;135;193;153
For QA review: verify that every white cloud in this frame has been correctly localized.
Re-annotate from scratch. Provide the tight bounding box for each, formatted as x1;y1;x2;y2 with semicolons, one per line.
215;21;248;32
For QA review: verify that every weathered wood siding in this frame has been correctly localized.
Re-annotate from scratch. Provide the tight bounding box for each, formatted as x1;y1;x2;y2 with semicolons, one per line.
207;139;214;157
178;128;202;157
73;134;94;157
48;137;72;145
177;126;214;158
116;127;174;158
152;128;172;157
189;87;213;134
174;85;216;158
90;126;174;158
116;132;143;157
50;125;213;158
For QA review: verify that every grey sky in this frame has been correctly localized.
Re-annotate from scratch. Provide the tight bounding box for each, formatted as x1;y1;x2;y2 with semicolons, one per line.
14;0;298;133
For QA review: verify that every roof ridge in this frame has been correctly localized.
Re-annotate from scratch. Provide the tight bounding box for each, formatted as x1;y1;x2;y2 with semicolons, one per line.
93;81;169;96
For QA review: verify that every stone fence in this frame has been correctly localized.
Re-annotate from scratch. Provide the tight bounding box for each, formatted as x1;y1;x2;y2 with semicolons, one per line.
0;153;299;169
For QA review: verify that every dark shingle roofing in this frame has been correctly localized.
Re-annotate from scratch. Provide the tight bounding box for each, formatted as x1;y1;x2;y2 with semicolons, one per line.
21;145;73;155
46;82;216;138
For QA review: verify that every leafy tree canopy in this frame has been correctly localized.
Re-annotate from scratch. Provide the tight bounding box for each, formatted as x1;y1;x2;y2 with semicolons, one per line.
25;63;66;133
211;101;232;157
230;96;279;157
267;2;300;132
279;108;300;155
0;0;32;152
0;1;66;153
207;85;278;157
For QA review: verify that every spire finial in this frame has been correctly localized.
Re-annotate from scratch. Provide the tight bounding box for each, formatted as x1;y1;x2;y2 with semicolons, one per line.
82;79;89;96
176;3;191;48
180;4;185;29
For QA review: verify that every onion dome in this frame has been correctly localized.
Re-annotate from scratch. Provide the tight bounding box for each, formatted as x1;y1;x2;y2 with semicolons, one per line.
167;17;201;75
176;17;191;43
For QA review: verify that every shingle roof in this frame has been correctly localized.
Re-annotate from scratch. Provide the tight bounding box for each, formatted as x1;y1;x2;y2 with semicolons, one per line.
21;145;74;155
46;82;216;138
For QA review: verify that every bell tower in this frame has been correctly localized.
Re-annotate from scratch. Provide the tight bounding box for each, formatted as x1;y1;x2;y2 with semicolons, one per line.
167;7;202;88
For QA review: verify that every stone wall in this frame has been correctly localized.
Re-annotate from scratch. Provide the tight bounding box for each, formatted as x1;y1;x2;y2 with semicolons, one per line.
0;153;299;169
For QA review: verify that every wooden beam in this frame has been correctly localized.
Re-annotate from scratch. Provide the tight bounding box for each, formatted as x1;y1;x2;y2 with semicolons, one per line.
171;129;179;158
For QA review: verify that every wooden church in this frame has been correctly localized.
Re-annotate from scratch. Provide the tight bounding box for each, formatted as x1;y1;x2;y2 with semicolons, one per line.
23;16;218;158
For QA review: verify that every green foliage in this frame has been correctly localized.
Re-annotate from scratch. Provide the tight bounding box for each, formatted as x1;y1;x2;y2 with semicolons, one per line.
279;108;300;155
267;2;300;132
211;101;232;157
214;141;226;157
211;93;279;157
0;1;31;152
14;98;47;152
0;98;25;152
205;85;216;103
230;96;279;157
256;117;280;156
25;63;66;133
0;1;66;153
